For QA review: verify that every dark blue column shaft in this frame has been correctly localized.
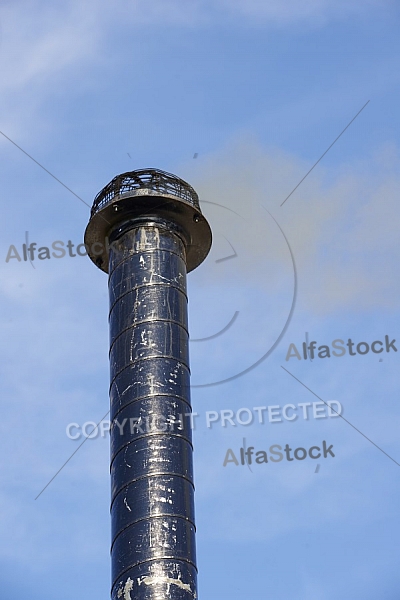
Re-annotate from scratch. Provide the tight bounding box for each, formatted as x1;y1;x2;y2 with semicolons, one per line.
108;222;197;600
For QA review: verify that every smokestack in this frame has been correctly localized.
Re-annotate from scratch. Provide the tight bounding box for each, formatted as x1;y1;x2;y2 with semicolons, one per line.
85;169;212;600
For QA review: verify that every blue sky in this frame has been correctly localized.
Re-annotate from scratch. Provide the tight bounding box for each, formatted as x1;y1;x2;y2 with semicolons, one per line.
1;1;400;598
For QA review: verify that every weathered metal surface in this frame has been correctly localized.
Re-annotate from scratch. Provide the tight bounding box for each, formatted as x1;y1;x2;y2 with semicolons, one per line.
109;225;197;600
84;169;211;274
91;169;200;216
86;170;211;600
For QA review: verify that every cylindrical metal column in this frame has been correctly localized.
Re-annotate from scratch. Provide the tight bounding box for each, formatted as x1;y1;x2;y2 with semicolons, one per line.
85;170;212;600
109;220;196;599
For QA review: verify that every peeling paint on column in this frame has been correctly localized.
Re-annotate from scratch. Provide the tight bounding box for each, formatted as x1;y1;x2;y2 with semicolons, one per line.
117;577;134;600
137;574;196;597
123;496;132;512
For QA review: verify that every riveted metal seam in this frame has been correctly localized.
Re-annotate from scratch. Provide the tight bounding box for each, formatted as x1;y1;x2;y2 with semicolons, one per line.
108;319;190;356
111;557;198;595
110;431;194;469
109;356;191;391
108;246;186;278
110;513;197;552
111;472;195;506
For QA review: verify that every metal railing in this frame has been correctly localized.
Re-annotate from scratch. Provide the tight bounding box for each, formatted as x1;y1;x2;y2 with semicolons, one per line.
91;168;200;217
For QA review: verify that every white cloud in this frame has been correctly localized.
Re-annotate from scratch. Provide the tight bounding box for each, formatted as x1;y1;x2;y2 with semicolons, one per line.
184;137;400;315
0;1;100;142
0;0;394;141
0;3;97;91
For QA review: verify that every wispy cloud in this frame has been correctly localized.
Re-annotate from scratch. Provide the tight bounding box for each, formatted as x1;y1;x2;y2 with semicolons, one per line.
0;0;395;141
186;137;400;314
212;0;394;25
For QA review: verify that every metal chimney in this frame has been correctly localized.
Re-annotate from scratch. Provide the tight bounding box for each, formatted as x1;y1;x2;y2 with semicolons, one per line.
85;169;212;600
